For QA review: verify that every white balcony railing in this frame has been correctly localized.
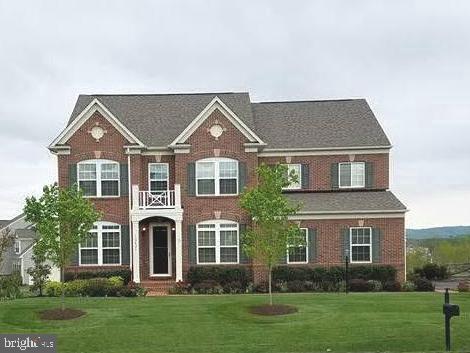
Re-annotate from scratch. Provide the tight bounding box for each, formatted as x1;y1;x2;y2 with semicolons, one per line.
132;184;181;210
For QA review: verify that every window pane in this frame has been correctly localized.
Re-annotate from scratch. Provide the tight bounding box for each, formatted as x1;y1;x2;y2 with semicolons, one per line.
103;249;120;264
196;162;215;178
198;231;215;246
219;179;237;194
219;161;237;178
197;179;215;194
288;246;307;263
149;164;168;180
102;232;120;247
81;233;98;248
198;248;216;263
150;180;168;192
351;163;365;187
78;164;96;180
101;180;119;196
80;249;98;264
220;247;238;263
220;230;237;246
79;181;97;196
339;163;351;187
286;164;301;189
352;246;370;262
101;163;119;179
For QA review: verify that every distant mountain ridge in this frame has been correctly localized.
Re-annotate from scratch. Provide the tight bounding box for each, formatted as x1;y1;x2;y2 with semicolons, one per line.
406;226;470;239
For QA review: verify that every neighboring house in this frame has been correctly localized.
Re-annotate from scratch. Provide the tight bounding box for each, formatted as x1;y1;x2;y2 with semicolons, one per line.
0;214;60;284
48;92;407;289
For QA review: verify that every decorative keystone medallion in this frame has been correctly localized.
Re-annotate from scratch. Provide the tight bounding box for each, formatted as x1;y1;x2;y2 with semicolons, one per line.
88;123;107;142
208;119;226;140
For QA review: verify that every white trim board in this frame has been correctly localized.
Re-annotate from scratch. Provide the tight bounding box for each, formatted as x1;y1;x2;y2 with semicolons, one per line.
170;96;265;146
49;98;145;149
289;212;406;220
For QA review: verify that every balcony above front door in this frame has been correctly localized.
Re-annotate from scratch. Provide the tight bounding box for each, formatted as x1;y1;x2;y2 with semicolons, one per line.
131;184;183;221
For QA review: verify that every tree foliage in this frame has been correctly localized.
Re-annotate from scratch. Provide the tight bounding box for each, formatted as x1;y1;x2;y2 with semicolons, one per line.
240;164;303;304
0;227;15;272
27;249;51;296
24;184;100;308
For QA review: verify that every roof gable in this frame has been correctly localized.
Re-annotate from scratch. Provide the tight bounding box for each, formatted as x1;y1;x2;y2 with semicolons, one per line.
170;96;264;146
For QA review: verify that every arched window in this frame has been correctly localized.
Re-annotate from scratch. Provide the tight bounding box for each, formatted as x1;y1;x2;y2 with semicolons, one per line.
197;220;238;264
77;159;120;197
195;158;238;196
79;221;121;265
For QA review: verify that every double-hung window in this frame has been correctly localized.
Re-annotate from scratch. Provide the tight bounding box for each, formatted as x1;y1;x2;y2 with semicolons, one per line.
283;164;302;190
339;162;365;188
287;228;308;263
78;160;120;197
197;221;239;264
14;240;21;254
196;158;238;196
149;163;169;193
350;227;372;263
79;222;121;265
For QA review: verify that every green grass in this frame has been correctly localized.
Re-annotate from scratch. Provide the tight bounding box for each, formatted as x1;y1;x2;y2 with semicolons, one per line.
1;293;470;353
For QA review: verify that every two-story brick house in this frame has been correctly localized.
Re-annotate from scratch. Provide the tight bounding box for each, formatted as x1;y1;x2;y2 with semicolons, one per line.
48;92;407;289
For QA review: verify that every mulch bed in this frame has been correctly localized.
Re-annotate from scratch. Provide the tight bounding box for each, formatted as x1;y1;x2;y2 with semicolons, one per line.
249;304;298;316
39;308;86;320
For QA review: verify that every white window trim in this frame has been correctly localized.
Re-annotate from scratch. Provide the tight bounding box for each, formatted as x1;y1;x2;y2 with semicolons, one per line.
287;228;308;264
339;162;365;189
196;220;239;265
148;163;169;192
349;226;372;264
195;158;238;196
282;164;302;190
14;240;21;254
79;221;121;266
77;159;120;198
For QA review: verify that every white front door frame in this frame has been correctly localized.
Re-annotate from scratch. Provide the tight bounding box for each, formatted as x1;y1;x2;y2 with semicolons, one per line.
149;222;172;277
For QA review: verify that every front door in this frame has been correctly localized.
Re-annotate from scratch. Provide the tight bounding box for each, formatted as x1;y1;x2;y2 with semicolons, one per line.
151;225;171;276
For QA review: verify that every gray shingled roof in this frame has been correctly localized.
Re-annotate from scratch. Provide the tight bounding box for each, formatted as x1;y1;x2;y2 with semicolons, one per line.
15;229;37;239
66;93;391;149
287;191;406;214
68;93;255;147
252;99;391;149
0;220;9;229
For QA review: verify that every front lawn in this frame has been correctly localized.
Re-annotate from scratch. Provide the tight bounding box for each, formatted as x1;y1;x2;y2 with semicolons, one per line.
1;293;469;353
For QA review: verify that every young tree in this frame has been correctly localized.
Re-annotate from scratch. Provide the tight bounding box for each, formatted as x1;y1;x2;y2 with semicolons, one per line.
24;184;100;309
27;249;51;296
0;227;15;272
240;164;303;305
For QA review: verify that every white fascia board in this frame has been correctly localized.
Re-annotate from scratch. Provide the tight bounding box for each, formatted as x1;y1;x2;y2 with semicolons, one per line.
169;96;265;146
289;211;406;220
258;146;391;157
49;98;145;149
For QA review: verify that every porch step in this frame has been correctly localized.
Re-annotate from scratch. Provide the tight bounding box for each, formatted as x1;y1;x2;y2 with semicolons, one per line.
141;279;176;296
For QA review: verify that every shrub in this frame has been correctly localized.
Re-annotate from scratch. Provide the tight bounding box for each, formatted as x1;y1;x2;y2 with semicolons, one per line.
349;279;371;292
402;281;416;292
119;281;147;297
169;281;191;295
187;266;251;289
0;272;23;299
222;281;245;294
64;269;132;284
192;280;223;294
383;280;402;292
108;276;124;287
253;281;269;293
287;280;307;292
65;279;88;296
414;263;449;280
45;281;63;297
458;281;469;293
367;280;383;292
413;278;435;292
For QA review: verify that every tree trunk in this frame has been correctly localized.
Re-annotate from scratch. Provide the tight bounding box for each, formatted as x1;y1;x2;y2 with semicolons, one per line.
268;265;273;306
60;266;65;311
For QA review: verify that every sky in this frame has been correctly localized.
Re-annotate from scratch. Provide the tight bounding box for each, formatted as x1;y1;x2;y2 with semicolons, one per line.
0;0;469;228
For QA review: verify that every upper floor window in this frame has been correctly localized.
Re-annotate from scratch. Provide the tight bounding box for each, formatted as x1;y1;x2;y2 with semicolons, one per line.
283;164;301;190
79;222;121;265
350;227;372;263
287;228;308;264
14;240;21;254
149;163;169;193
78;159;120;197
339;162;365;188
196;158;238;196
197;220;239;264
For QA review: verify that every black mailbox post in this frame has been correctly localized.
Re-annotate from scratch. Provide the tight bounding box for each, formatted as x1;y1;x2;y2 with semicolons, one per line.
443;288;460;351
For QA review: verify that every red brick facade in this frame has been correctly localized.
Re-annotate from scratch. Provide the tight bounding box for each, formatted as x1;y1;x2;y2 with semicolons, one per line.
56;106;406;283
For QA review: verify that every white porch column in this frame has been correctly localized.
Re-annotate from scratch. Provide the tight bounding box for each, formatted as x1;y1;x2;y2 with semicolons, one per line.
175;219;183;282
132;220;141;283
